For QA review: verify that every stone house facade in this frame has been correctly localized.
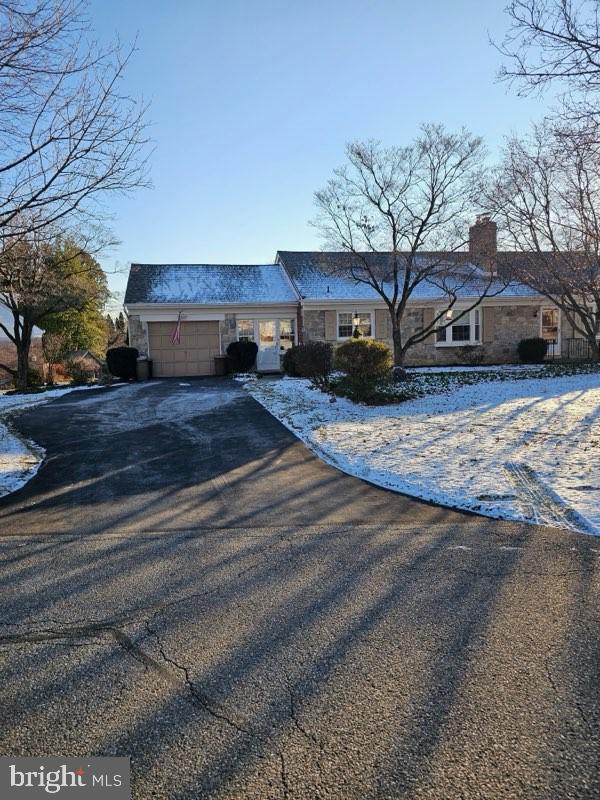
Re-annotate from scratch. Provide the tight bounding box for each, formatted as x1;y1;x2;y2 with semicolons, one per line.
124;218;580;376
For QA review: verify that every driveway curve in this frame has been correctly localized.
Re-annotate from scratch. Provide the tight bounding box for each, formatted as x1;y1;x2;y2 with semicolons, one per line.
0;379;598;799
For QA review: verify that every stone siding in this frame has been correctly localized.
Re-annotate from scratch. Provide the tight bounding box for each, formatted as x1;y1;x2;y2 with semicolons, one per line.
302;304;545;366
128;314;148;356
303;310;326;341
220;314;236;353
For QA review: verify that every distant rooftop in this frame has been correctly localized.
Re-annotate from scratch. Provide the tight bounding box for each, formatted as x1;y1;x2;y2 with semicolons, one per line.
125;263;299;305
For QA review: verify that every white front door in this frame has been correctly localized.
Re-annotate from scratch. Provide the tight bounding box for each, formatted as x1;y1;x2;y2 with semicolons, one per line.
541;308;561;356
257;320;280;371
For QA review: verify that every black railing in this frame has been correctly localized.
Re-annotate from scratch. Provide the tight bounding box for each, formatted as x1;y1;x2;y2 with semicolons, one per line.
563;338;598;361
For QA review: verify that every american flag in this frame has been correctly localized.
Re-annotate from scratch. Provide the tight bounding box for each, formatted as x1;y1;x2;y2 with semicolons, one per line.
170;312;182;345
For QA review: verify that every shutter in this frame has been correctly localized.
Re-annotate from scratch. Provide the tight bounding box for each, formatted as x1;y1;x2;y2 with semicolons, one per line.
422;307;435;342
483;307;495;342
324;310;337;341
375;309;390;339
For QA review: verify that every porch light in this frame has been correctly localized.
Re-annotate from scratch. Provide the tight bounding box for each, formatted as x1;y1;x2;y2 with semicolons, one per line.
445;308;453;320
352;313;361;326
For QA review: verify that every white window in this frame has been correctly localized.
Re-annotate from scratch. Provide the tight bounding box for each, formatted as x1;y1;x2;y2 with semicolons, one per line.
338;311;372;339
436;308;481;346
237;319;255;342
279;318;295;350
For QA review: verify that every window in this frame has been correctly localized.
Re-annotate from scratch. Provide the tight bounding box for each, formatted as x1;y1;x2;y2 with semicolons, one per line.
338;312;353;338
279;319;295;350
436;308;481;346
237;319;255;342
338;311;372;339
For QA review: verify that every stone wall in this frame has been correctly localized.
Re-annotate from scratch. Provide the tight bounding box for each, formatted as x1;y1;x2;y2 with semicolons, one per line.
301;304;544;366
128;314;148;356
302;310;326;341
220;314;237;353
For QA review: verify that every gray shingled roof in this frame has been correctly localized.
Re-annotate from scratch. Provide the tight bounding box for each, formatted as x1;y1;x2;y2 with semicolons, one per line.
125;263;298;305
277;251;540;301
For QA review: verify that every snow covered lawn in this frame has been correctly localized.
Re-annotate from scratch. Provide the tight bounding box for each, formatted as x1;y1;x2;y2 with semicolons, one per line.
246;371;600;536
0;386;100;497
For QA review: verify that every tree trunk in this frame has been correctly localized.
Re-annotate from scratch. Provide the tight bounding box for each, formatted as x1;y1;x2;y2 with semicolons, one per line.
392;325;404;368
590;337;600;362
15;329;32;391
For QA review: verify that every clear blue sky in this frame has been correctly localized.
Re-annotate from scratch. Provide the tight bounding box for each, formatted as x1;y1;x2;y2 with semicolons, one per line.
87;0;550;308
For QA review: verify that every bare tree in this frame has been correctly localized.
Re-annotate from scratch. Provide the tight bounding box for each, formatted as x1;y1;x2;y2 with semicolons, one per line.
491;122;600;360
0;0;150;240
312;126;507;368
42;331;67;384
0;228;108;388
497;0;600;122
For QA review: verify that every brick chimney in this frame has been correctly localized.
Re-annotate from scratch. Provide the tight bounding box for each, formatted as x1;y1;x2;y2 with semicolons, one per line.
469;214;497;273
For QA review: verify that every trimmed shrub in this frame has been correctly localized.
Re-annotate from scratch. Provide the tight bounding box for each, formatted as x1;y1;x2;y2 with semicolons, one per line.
334;339;393;402
282;345;299;377
106;346;139;380
226;340;258;372
293;341;333;388
518;337;548;364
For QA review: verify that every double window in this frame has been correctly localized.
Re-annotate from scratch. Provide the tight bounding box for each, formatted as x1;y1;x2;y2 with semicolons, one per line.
338;312;372;339
436;308;481;346
237;318;296;349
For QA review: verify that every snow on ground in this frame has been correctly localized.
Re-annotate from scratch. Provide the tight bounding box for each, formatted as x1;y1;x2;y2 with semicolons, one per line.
247;373;600;536
0;385;103;497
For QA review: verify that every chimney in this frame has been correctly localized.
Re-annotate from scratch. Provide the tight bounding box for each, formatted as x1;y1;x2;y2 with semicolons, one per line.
469;214;497;273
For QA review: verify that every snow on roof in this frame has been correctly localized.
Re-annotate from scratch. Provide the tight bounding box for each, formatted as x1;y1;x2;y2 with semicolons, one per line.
125;263;299;306
277;251;540;302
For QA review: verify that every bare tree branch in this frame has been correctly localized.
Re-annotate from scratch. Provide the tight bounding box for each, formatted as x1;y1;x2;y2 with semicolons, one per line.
312;126;506;367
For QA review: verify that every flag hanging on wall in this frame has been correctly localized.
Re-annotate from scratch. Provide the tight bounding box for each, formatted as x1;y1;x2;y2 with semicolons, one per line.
170;312;182;345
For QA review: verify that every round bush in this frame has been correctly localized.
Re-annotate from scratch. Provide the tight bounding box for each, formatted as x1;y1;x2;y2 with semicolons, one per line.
293;341;333;387
226;340;258;372
106;346;139;380
518;337;548;364
334;339;393;401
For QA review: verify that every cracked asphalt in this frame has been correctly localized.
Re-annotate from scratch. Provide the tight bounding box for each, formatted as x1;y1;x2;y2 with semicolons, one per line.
0;378;598;799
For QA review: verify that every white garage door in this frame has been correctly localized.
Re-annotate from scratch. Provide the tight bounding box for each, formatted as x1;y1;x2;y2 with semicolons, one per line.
148;321;221;377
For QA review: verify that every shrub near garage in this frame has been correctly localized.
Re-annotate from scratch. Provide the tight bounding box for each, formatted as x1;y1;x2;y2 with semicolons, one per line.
292;341;333;388
226;340;258;372
334;339;393;402
106;346;139;380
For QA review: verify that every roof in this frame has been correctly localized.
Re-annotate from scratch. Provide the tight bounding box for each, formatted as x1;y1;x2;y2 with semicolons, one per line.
277;251;540;302
125;263;298;305
67;350;103;365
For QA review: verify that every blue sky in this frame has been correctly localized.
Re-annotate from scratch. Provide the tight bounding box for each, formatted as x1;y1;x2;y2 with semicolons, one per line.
87;0;550;307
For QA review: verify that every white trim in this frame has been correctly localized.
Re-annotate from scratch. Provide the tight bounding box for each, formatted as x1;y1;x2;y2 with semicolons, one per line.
336;309;374;340
139;312;225;322
434;307;482;347
540;305;561;355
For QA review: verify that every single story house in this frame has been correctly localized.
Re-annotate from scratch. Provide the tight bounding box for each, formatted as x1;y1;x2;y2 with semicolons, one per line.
124;217;582;377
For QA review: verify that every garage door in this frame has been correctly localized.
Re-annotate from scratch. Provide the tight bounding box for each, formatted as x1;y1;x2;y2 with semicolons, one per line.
148;321;221;377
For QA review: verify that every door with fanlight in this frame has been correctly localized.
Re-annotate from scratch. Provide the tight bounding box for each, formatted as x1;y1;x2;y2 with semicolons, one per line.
541;308;560;356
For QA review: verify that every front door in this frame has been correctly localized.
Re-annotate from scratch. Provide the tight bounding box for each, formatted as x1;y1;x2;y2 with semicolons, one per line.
257;320;280;371
541;308;560;356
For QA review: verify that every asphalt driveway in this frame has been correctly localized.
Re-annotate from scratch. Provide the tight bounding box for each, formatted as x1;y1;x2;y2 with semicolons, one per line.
0;379;598;799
